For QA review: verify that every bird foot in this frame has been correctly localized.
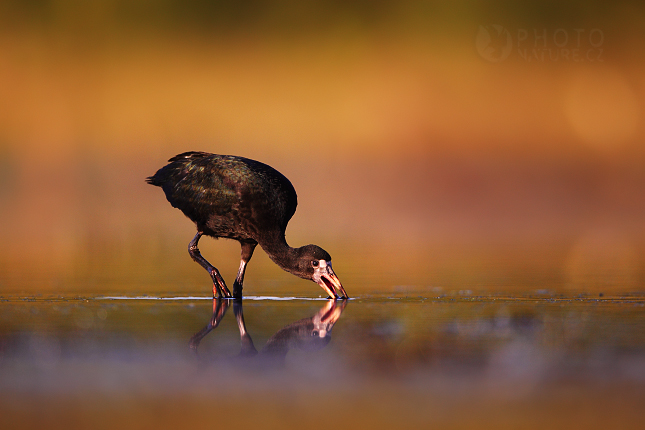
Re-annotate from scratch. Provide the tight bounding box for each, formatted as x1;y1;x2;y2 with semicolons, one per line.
210;271;231;298
232;281;243;300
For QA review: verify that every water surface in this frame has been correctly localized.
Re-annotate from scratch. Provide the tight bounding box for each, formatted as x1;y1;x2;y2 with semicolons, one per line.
1;292;644;429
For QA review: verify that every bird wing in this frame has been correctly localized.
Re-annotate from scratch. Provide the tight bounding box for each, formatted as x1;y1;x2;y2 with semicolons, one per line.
154;154;238;226
148;152;298;237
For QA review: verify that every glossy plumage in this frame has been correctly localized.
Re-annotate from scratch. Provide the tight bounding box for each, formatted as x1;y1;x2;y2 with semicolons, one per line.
147;152;347;299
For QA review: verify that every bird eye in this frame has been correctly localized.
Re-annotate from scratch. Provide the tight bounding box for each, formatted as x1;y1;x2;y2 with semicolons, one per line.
312;330;319;337
312;260;319;267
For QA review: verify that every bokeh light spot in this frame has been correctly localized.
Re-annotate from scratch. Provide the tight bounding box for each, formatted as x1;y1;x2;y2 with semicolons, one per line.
564;68;641;151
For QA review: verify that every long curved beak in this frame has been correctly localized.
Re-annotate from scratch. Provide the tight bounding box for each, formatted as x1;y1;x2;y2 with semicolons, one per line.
313;261;348;299
310;299;348;337
317;299;347;325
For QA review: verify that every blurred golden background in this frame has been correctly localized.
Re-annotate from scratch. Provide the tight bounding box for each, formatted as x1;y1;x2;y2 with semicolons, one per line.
1;0;644;294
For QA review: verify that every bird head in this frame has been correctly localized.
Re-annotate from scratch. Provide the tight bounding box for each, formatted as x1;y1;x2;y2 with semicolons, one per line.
296;245;348;299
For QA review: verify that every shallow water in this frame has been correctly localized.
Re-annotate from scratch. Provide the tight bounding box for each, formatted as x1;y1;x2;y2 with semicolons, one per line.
1;292;644;429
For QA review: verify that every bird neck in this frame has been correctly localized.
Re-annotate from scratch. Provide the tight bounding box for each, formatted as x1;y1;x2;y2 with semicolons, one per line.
259;234;303;278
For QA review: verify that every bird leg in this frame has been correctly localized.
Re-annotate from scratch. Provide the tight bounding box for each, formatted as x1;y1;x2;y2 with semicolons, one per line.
189;298;230;353
232;241;257;299
233;300;258;356
188;232;231;298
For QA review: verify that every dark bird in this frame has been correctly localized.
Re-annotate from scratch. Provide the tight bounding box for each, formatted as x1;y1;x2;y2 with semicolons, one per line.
147;151;347;299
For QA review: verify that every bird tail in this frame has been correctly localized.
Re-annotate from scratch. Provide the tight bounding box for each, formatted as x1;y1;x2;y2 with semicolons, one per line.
145;175;161;186
146;151;213;186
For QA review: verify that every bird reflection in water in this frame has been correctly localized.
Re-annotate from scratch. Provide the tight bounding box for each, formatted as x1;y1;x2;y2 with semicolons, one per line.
190;299;347;365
